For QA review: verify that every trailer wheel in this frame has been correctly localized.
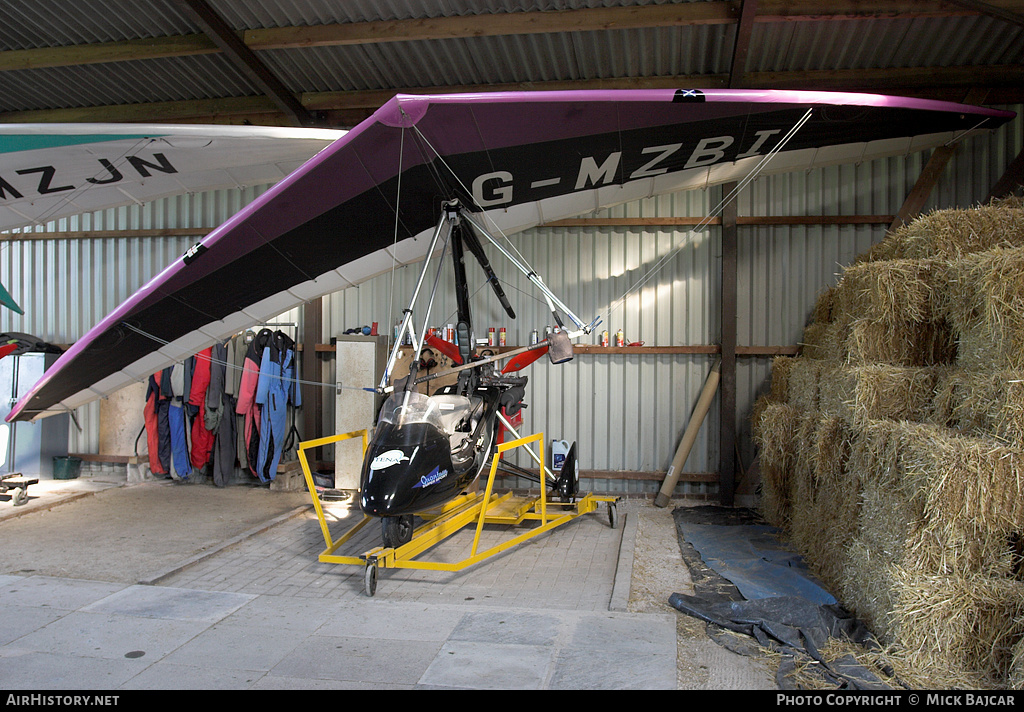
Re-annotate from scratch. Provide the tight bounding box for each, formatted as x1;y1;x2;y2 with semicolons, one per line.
11;487;26;506
607;501;618;529
364;564;377;597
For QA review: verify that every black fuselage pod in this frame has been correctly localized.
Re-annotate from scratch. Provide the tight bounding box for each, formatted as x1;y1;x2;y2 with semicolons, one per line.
359;420;460;516
359;389;497;518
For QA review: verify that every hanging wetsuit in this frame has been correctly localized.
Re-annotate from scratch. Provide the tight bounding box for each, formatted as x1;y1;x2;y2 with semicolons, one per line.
143;373;169;476
236;328;273;480
157;368;173;477
255;330;301;482
167;362;192;480
206;340;236;487
229;331;253;472
188;347;216;472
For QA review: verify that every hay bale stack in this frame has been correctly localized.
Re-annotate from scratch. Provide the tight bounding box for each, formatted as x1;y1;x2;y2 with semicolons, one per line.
751;199;1024;689
941;247;1024;371
858;197;1024;262
931;369;1024;448
751;401;798;528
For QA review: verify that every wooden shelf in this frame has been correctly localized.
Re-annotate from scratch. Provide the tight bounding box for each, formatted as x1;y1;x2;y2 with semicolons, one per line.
573;344;798;356
310;342;799;356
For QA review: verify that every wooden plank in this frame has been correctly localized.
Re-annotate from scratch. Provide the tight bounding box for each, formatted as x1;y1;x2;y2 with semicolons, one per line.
736;345;799;356
574;345;720;355
943;0;1024;28
315;343;798;356
302;300;323;445
541;215;896;227
503;468;719;482
0;216;896;241
889;87;988;231
729;0;759;88
1;228;210;241
0;34;217;71
987;147;1024;201
0;2;1007;75
176;0;315;127
891;144;959;230
5;66;1022;125
720;182;738;507
245;2;738;50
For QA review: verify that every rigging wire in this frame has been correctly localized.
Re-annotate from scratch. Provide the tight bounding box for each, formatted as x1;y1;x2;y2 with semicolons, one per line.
409;125;535;272
410;109;815;332
112;108;814;397
601;108;815;325
119;322;370;393
386;125;406;354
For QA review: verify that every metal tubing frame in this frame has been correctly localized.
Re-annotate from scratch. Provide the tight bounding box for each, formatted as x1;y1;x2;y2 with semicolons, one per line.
462;212;590;332
297;430;618;577
379;210;452;390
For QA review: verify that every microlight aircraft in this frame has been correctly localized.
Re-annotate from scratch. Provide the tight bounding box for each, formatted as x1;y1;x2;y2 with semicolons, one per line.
1;90;1014;542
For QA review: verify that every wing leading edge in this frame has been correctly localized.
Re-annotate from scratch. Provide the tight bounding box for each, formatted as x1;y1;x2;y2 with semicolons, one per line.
5;89;1015;422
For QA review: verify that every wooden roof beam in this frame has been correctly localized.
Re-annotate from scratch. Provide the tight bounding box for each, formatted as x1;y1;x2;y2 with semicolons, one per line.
2;66;1021;127
2;1;1021;72
987;148;1024;201
728;0;758;88
944;0;1024;27
173;0;315;127
891;88;992;230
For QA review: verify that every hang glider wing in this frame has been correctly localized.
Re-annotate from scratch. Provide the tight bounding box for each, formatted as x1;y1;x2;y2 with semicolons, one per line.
6;89;1014;422
0;123;344;316
0;123;346;232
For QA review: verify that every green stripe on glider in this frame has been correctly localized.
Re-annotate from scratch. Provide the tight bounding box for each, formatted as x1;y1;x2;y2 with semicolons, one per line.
0;134;159;154
0;281;23;315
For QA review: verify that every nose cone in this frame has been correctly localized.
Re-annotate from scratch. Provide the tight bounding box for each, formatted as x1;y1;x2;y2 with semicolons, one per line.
359;421;453;517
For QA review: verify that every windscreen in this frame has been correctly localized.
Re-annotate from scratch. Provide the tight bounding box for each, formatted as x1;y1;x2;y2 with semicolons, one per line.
377;390;445;430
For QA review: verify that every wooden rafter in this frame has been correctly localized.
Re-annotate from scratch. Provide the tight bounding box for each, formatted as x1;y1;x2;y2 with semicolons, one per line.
3;65;1022;127
890;88;992;230
987;148;1024;201
728;0;759;88
945;0;1024;27
0;1;1018;73
173;0;314;127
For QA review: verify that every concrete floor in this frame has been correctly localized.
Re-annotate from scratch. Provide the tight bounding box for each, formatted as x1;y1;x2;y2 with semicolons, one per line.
0;470;776;690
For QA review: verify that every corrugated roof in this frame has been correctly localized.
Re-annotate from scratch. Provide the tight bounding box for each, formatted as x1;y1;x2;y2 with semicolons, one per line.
0;0;1021;124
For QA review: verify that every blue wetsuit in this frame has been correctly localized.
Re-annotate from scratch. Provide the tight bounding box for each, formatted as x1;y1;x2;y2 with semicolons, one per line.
254;332;301;481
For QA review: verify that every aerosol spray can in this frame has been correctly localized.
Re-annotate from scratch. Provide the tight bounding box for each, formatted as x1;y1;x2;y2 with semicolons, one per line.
530;329;539;345
615;328;625;347
488;327;496;347
499;327;507;346
600;330;609;347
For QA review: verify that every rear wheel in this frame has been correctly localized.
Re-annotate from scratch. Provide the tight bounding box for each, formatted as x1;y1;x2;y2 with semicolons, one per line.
556;442;579;503
381;514;414;548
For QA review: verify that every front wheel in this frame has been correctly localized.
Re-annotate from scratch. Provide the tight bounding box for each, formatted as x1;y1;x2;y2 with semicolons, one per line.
381;514;414;548
364;564;377;597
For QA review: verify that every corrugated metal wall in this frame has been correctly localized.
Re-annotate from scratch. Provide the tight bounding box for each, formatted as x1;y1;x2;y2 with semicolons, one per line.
2;105;1020;496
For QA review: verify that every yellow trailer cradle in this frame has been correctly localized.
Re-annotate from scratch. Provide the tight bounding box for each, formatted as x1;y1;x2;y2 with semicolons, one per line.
297;429;620;596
